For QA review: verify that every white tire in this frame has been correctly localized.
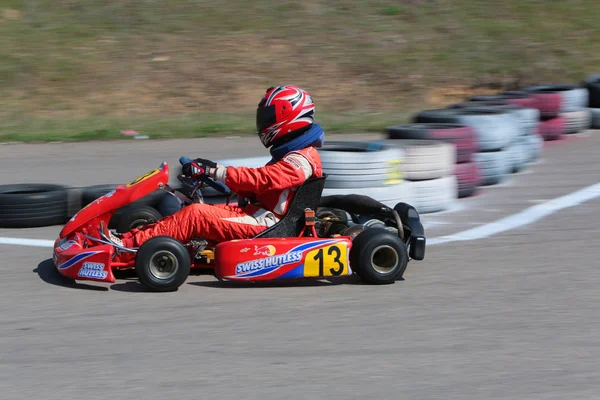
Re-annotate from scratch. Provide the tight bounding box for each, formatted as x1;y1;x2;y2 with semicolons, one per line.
559;109;592;134
318;141;405;188
378;140;455;181
473;149;510;186
405;176;458;214
322;181;414;209
455;110;520;151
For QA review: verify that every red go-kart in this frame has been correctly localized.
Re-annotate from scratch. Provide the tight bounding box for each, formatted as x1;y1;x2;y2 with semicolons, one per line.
53;160;426;291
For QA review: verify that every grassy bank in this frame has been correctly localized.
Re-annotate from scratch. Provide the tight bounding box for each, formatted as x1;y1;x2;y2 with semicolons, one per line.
0;111;410;142
1;0;599;142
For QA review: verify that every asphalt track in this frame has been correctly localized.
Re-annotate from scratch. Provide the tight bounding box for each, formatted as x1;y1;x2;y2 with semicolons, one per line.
1;131;600;399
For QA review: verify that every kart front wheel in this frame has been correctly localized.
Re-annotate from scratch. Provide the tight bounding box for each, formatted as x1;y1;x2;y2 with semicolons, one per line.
135;236;191;292
116;204;162;233
350;228;408;284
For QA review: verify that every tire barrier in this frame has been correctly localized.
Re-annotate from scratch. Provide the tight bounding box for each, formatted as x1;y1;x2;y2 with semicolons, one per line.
0;184;69;228
370;140;457;211
590;108;600;129
585;72;600;129
449;101;540;136
413;108;520;151
373;140;455;181
583;74;600;108
405;176;458;214
454;162;479;198
506;137;528;173
471;91;537;109
500;91;538;109
525;133;544;163
454;109;520;151
322;182;413;209
317;141;404;189
559;109;592;134
538;117;566;141
81;184;121;207
386;123;476;163
4;75;600;229
524;85;589;118
385;124;479;198
473;149;510;186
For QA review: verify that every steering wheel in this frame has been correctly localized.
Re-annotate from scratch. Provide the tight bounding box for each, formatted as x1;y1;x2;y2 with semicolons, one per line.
178;156;231;197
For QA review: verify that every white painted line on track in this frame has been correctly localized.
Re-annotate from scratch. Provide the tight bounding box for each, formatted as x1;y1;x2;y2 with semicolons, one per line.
1;182;599;249
428;182;600;245
0;237;55;248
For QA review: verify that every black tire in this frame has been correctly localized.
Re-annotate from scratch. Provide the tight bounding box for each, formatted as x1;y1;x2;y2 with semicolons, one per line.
80;185;165;230
385;123;476;164
584;74;600;108
115;204;162;233
449;100;517;110
135;236;191;292
412;108;461;124
501;90;532;98
350;228;408;284
81;184;118;207
0;184;69;228
82;185;165;208
468;94;509;102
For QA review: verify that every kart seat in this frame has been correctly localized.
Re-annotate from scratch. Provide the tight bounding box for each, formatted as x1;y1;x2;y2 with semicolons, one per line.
254;176;327;239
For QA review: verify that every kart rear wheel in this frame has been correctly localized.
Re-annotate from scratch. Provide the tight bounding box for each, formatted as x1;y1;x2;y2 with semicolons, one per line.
115;204;162;233
350;228;408;284
135;236;191;292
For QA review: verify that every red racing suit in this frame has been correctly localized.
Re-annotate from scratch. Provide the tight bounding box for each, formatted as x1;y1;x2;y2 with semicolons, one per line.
121;147;323;247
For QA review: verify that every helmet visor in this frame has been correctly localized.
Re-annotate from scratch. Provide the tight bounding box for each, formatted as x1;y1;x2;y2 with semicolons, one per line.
256;105;276;134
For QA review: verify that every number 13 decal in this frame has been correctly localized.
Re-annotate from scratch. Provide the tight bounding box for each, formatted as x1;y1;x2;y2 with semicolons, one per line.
313;246;345;276
304;243;349;277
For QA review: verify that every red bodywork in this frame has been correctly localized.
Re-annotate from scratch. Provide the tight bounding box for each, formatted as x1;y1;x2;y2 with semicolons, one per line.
54;163;170;283
214;237;352;281
53;162;354;284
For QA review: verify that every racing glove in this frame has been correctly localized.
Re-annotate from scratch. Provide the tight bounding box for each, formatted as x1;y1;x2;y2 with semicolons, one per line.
182;158;217;179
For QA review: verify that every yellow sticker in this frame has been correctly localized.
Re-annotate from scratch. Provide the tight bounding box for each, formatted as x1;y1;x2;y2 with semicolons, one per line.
304;243;349;277
384;159;404;184
126;168;160;187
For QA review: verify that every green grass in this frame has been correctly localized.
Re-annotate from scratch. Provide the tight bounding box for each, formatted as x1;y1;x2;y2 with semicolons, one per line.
1;0;599;142
0;111;411;142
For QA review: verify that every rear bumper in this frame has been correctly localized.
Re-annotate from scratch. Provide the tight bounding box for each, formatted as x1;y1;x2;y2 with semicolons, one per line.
394;202;426;261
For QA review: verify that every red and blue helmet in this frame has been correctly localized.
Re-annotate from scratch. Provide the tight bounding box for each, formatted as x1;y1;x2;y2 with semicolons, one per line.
256;85;315;148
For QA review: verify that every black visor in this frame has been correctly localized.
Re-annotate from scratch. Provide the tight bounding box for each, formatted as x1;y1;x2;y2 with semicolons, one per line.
256;105;276;133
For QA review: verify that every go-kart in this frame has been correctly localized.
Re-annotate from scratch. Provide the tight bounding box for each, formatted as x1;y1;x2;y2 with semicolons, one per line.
53;158;426;292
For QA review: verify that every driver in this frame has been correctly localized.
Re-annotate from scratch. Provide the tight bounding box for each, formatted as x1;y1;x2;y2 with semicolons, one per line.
103;85;324;248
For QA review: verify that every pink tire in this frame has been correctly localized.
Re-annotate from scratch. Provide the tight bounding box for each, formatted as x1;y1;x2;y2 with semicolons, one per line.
538;117;566;141
386;123;477;164
530;93;563;118
454;161;480;198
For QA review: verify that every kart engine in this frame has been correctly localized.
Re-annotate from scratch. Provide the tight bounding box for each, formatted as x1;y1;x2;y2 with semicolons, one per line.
316;208;399;239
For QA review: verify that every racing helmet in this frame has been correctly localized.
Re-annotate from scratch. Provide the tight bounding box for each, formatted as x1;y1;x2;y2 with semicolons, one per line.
256;85;315;148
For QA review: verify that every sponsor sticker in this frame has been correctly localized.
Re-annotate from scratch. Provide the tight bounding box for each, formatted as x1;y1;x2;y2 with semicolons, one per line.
58;240;77;251
77;261;108;279
253;244;276;256
125;168;160;187
284;155;302;169
235;251;302;275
